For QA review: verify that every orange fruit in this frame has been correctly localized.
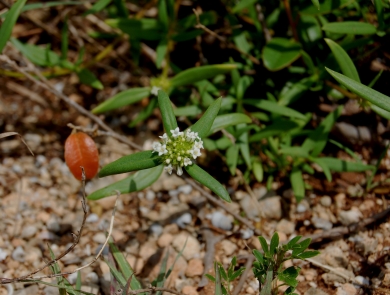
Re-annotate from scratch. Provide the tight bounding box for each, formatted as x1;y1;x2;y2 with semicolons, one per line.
64;132;99;180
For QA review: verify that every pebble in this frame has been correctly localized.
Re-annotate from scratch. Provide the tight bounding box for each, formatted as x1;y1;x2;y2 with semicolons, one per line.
338;207;362;225
14;285;39;295
320;196;332;207
276;219;295;235
93;232;107;244
21;225;37;238
210;211;233;231
336;283;357;295
150;223;163;236
172;233;201;260
182;285;198;295
178;184;192;195
258;196;282;220
185;258;204;277
86;272;99;283
0;248;8;261
174;213;192;228
239;192;259;218
382;273;390;287
157;233;174;247
220;240;237;256
146;190;156;201
354;276;369;286
239;228;254;239
11;246;25;262
311;217;333;230
86;213;99;223
67;272;78;284
304;287;329;295
296;203;307;213
47;216;61;233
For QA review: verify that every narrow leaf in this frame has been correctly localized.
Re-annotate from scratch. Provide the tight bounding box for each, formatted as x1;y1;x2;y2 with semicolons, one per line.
262;38;301;71
191;98;222;138
83;0;112;15
209;113;251;135
297;250;320;259
269;232;279;255
318;157;374;172
322;21;377;35
226;145;239;175
77;68;104;90
99;151;162;177
158;90;178;135
290;167;305;201
258;236;269;256
185;164;231;202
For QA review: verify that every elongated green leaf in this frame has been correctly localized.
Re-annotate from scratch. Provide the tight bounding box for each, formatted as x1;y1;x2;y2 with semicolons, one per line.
108;237;145;293
156;37;168;69
311;0;320;10
326;68;390;113
252;160;263;182
322;21;377;35
244;99;306;120
208;113;251;135
311;158;332;182
215;262;223;295
278;268;298;287
99;151;162;177
249;119;299;142
0;2;82;19
226;145;239;175
318;157;374;172
371;104;390;120
173;105;202;117
324;38;360;82
83;0;111;15
279;147;309;158
185;164;231;202
77;68;104;90
297;250;320;259
278;76;316;106
287;236;302;249
374;0;384;32
92;87;150;114
0;0;27;53
21;280;93;295
260;270;273;295
258;236;269;256
48;246;66;295
158;90;178;135
191;98;221;138
262;38;301;71
269;232;279;255
231;0;257;13
106;18;164;40
290;167;305;201
170;64;237;87
88;165;163;200
252;249;264;263
237;124;251;169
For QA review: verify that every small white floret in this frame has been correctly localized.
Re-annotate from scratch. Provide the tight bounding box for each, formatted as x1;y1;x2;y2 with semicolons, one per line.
151;86;161;96
157;144;168;156
159;133;168;143
165;164;173;174
176;166;183;176
191;148;201;159
184;157;192;166
171;127;183;138
152;142;161;153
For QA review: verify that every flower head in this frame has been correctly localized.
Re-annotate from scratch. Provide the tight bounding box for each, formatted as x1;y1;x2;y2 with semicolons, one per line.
154;127;203;176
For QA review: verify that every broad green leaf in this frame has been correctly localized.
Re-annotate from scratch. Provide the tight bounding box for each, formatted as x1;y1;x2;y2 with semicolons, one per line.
269;232;279;255
258;236;269;256
301;105;343;157
326;68;390;113
92;87;150;114
0;0;27;53
252;249;264;263
158;90;178;135
170;64;237;87
298;15;322;45
76;68;103;90
278;76;316;106
297;250;320;259
287;236;302;249
99;151;162;177
322;22;377;35
191;98;221;138
106;18;163;40
279;147;310;158
108;237;145;293
318;157;374;172
262;38;301;71
11;38;62;67
249;119;299;143
324;38;360;82
185;164;231;202
252;161;263;182
293;238;311;255
311;0;320;10
231;0;257;13
208;113;251;135
83;0;111;15
278;269;298;287
226;145;239;175
290;167;305;201
88;165;163;200
244;99;306;120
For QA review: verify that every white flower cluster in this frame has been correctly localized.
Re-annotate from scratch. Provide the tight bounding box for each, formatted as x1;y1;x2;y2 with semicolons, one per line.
152;127;203;176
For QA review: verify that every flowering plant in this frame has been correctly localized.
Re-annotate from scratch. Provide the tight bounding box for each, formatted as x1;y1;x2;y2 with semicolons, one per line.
91;90;252;202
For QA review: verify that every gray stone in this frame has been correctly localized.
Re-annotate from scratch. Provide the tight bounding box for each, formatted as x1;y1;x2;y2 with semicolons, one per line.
275;219;295;235
174;213;192;228
304;287;329;295
338;207;362;225
12;246;25;262
15;285;39;295
21;225;37;238
258;196;282;220
210;211;233;231
312;217;333;230
320;196;332;207
239;192;259;218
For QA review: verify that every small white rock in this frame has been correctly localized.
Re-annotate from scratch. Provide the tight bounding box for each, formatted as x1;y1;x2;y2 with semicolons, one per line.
93;233;107;244
312;217;333;230
320;196;332;207
21;225;37;238
146;190;156;201
240;228;254;239
178;184;192;195
86;272;99;283
296;203;307;213
210;211;232;231
174;213;192;228
338;207;362;225
67;272;78;284
86;213;99;223
12;246;25;262
354;276;369;286
0;248;8;261
150;223;163;236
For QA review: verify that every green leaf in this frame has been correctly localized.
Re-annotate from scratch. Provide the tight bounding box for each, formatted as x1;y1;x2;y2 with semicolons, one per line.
156;37;168;69
322;21;377;35
262;38;301;71
292;238;311;256
185;164;231;202
269;232;279;255
129;97;158;127
83;0;111;15
230;267;245;280
0;0;27;53
158;90;178;135
297;250;320;259
237;124;251;169
287;236;302;249
11;38;62;67
278;268;298;287
191;98;221;138
76;68;104;89
252;249;264;263
311;158;332;182
326;68;390;113
92;87;150;114
170;64;237;87
48;246;66;295
106;18;163;40
374;0;384;32
226;145;239;175
259;270;273;295
99;151;163;177
173;105;202;117
279;147;309;158
208;113;251;135
108;237;145;293
215;262;223;295
311;0;320;10
252;161;263;182
205;274;216;282
278;76;316;106
244;99;306;120
318;157;374;172
88;165;163;200
290;167;305;201
249;119;299;142
258;236;269;256
324;38;360;82
231;0;257;13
